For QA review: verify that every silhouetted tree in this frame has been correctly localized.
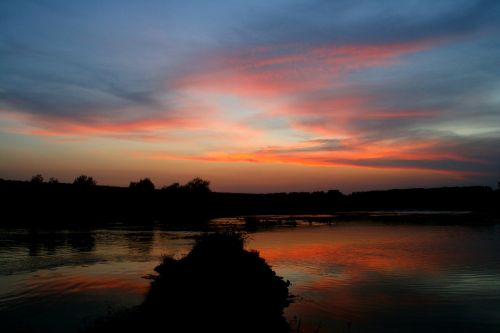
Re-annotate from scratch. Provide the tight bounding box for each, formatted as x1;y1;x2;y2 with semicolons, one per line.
184;177;211;193
328;189;342;196
129;178;155;191
161;182;181;192
48;177;59;184
73;175;96;186
30;174;44;183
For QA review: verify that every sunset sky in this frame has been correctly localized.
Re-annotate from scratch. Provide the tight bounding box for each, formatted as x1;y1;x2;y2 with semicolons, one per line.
1;0;499;192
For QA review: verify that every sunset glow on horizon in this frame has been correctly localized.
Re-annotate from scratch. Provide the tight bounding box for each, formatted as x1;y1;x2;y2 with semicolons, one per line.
1;0;499;192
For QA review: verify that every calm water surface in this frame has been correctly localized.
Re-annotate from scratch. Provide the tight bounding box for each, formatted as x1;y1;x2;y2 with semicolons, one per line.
1;221;499;332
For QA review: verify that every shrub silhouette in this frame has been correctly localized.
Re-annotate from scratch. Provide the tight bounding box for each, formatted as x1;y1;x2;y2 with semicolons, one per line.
87;232;292;333
160;178;211;194
30;174;44;183
73;175;96;186
48;177;59;184
161;182;181;192
129;177;155;191
184;177;211;193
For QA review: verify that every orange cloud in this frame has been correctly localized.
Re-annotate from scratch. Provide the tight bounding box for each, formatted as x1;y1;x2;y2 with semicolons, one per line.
29;117;200;137
147;137;486;176
166;39;450;169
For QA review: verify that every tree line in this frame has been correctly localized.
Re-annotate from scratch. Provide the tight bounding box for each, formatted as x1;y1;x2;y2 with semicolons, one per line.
28;174;210;193
1;174;498;227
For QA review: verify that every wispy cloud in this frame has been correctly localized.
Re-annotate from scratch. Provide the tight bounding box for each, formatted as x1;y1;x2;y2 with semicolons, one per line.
1;0;499;189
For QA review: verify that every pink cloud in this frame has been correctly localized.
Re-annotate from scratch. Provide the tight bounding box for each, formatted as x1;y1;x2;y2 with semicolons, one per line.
5;36;480;179
175;38;442;99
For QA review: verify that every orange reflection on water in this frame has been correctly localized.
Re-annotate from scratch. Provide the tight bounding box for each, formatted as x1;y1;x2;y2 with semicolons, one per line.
253;224;452;275
249;224;467;324
23;264;153;299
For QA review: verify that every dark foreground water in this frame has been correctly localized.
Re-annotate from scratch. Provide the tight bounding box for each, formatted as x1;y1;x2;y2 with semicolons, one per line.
1;220;500;332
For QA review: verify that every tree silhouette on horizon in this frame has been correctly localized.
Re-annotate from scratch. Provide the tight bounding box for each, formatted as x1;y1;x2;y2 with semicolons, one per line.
184;177;211;193
129;178;155;191
73;175;96;186
30;174;44;183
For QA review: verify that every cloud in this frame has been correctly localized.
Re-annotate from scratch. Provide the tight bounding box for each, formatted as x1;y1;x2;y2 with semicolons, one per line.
147;129;500;177
238;0;500;46
2;0;498;123
175;39;441;99
1;0;500;187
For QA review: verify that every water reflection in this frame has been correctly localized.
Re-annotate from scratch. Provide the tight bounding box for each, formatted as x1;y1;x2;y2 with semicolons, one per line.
123;231;154;255
0;223;499;332
0;230;96;257
0;228;197;333
249;224;500;332
66;233;96;253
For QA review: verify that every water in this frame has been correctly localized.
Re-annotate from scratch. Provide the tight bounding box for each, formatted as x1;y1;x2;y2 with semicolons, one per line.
1;221;499;332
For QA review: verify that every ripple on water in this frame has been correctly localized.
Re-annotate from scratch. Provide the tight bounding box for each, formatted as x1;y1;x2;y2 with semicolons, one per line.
1;223;500;333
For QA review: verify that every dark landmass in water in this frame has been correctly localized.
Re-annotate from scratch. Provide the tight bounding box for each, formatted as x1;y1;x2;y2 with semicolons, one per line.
85;232;292;333
0;178;498;227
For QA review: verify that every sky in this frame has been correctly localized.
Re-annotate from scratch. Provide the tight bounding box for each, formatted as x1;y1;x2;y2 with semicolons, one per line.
1;0;500;193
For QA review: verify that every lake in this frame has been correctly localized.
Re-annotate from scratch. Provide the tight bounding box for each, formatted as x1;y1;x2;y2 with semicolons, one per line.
1;219;500;332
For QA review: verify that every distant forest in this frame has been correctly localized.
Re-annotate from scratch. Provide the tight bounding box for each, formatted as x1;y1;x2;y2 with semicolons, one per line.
0;175;499;226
